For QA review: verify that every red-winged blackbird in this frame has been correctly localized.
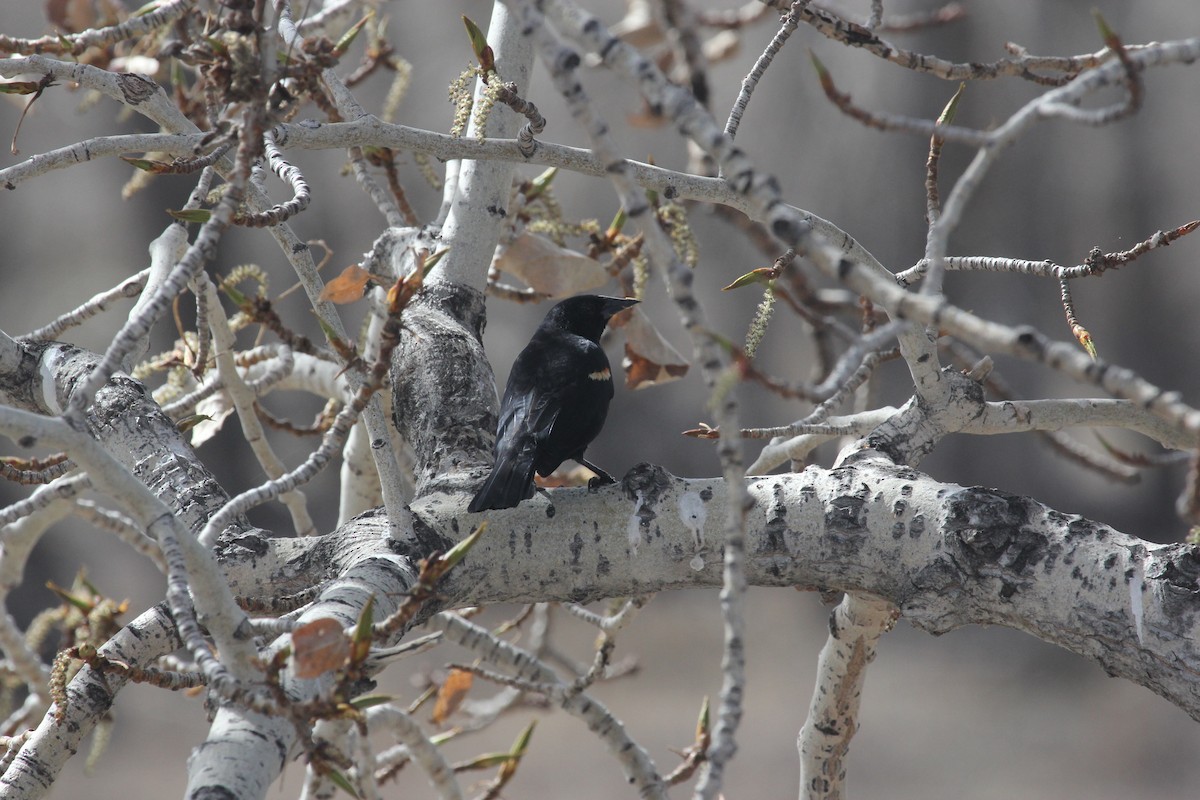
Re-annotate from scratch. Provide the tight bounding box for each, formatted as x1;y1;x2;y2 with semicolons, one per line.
468;295;639;512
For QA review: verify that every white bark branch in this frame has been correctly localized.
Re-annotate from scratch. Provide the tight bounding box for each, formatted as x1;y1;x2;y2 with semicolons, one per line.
203;456;1200;727
797;594;897;799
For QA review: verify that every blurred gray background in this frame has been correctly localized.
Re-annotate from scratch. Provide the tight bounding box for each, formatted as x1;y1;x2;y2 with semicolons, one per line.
2;0;1199;797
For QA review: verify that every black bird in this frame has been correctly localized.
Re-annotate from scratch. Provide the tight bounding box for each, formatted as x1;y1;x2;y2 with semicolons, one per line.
468;295;639;512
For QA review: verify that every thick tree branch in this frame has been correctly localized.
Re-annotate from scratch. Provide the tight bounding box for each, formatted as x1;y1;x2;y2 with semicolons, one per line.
209;459;1200;723
0;606;181;798
0;337;242;537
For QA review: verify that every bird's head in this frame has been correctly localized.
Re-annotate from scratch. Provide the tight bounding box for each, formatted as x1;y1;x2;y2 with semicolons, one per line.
542;295;639;342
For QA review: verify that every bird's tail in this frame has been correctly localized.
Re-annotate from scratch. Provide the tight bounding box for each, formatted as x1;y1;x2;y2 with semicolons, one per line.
467;451;536;512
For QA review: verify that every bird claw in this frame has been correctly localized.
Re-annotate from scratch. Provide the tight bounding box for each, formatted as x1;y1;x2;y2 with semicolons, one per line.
587;474;615;492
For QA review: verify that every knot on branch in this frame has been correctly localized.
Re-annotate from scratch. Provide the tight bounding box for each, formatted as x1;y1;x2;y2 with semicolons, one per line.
621;463;676;549
1145;545;1200;633
1154;549;1200;595
943;487;1050;600
620;462;673;502
115;72;160;105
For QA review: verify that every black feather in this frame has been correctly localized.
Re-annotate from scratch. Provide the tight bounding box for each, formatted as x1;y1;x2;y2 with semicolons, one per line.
468;295;638;512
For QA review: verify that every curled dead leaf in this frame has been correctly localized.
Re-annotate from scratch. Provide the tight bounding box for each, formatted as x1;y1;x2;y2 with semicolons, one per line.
431;667;473;725
620;307;689;389
682;424;719;439
494;233;609;298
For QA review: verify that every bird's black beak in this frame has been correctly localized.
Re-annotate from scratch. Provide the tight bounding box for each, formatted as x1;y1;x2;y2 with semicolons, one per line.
601;297;639;319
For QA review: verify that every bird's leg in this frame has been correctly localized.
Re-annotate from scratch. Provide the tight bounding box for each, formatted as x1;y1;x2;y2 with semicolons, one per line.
531;485;557;515
578;457;616;491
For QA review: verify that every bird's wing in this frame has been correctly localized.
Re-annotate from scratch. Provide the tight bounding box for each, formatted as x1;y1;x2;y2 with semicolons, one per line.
495;368;562;453
496;334;604;448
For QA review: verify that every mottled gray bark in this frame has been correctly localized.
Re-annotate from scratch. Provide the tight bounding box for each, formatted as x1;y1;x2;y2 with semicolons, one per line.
0;606;181;798
0;338;241;537
390;282;497;499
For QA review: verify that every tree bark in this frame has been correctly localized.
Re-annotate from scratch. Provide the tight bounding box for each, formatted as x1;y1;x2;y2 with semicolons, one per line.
207;457;1200;723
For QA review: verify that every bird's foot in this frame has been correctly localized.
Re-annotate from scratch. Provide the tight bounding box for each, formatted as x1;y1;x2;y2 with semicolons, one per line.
587;474;616;492
578;457;616;491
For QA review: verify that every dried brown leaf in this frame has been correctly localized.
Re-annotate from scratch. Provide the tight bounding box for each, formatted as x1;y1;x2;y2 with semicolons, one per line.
47;0;94;33
291;618;350;679
620;307;689;389
319;265;375;304
431;668;473;725
494;233;609;298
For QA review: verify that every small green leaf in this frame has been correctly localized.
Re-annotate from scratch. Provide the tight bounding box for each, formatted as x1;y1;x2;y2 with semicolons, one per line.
355;596;375;639
936;83;966;127
334;13;373;56
326;769;360;798
528;166;558;200
1081;335;1098;360
461;17;488;58
46;583;93;613
721;266;778;291
455;751;514;771
496;720;536;780
429;729;456;745
221;283;248;306
167;208;212;223
462;15;494;73
808;50;830;82
132;0;164;16
349;694;394;709
313;313;343;346
350;595;375;663
121;155;170;173
606;206;628;239
423;247;449;273
439;521;487;571
1071;323;1098;360
1092;10;1116;44
508;719;536;756
702;329;740;354
0;81;43;95
175;413;213;433
203;35;229;57
78;574;101;597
